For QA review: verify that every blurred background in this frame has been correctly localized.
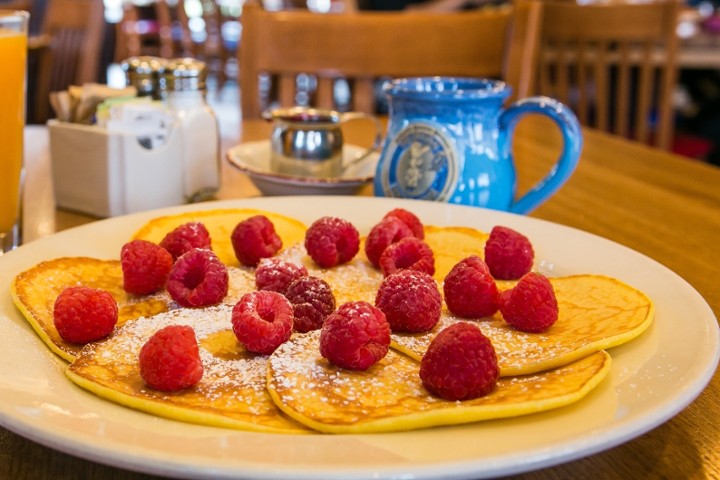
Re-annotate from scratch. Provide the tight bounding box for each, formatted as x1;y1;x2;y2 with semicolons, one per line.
10;0;720;165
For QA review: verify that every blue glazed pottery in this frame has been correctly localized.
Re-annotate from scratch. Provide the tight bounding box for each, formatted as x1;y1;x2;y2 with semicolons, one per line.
374;77;582;214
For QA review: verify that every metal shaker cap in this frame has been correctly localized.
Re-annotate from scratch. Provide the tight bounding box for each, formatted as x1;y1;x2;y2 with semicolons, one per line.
121;56;166;96
157;58;208;92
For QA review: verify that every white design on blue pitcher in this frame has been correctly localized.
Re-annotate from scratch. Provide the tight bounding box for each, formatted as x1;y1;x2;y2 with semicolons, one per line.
380;123;458;201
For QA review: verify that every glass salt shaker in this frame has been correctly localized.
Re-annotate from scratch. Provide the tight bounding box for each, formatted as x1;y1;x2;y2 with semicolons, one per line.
121;56;166;99
157;58;221;202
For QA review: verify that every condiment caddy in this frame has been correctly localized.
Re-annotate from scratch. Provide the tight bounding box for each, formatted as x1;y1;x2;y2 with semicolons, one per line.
49;57;220;217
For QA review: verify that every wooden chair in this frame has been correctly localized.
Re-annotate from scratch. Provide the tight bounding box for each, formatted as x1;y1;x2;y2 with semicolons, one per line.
115;0;192;61
534;0;681;150
34;0;105;122
239;1;542;118
161;0;201;59
195;0;241;91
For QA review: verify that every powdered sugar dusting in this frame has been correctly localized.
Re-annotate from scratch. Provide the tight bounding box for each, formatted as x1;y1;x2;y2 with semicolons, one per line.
74;305;290;420
225;266;257;304
392;276;652;377
266;330;611;432
278;243;384;304
268;331;437;426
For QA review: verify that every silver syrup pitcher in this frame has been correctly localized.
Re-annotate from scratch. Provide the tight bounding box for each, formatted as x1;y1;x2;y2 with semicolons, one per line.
264;107;382;178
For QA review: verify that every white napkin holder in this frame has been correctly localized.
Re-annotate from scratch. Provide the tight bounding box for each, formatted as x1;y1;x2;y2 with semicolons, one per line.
48;120;186;217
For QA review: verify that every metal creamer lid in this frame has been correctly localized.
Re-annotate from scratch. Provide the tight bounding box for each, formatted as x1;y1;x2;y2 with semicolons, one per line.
157;58;208;92
121;56;166;96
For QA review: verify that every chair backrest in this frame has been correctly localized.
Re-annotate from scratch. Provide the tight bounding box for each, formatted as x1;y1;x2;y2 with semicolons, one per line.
535;0;680;150
35;0;105;122
0;0;33;12
239;2;541;118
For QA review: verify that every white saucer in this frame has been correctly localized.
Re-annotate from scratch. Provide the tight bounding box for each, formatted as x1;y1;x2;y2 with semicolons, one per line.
226;141;378;196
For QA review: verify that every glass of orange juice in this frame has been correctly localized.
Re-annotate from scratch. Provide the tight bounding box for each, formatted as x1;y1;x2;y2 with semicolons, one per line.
0;10;28;254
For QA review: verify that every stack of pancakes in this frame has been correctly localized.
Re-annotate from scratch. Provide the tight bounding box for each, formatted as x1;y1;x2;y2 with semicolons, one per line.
11;208;653;434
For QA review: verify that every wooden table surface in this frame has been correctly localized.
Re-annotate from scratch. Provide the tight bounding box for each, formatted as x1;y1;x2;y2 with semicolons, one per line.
3;117;720;479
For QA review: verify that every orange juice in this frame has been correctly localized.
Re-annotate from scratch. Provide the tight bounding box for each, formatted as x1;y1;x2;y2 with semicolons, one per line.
0;24;26;235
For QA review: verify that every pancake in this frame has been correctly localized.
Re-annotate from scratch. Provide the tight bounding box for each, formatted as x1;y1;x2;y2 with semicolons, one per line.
67;304;310;434
267;330;612;434
392;274;654;376
132;208;308;267
277;243;384;305
11;257;260;362
274;224;489;304
423;225;488;281
11;257;172;362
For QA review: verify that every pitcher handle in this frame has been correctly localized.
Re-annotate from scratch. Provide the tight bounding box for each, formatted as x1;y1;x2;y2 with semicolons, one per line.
498;96;582;214
339;112;384;172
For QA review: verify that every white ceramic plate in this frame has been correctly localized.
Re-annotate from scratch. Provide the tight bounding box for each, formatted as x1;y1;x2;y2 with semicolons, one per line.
0;197;717;479
226;141;378;196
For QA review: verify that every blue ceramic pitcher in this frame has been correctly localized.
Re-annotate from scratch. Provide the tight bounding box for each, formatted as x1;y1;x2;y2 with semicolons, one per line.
374;77;582;214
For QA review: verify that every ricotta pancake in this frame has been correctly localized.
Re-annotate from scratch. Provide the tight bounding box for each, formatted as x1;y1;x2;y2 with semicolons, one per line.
12;258;259;362
392;275;654;376
132;208;308;266
278;243;384;305
67;304;310;434
267;330;612;434
11;257;171;362
423;225;488;280
275;224;490;304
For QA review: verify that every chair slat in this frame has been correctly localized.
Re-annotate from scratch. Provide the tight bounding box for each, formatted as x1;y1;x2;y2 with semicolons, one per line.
575;41;588;125
279;74;297;108
656;0;680;150
539;46;553;99
634;39;654;145
594;40;609;132
615;42;631;138
316;77;335;110
555;42;570;105
352;78;375;113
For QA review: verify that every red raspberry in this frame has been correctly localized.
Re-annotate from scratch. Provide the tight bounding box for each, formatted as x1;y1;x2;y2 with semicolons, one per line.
255;258;308;295
160;222;211;260
231;215;282;267
139;325;204;392
166;249;229;308
304;216;360;268
232;291;294;354
499;272;559;333
375;269;441;332
53;286;118;344
379;237;435;277
319;301;390;370
383;208;424;239
419;322;499;401
120;239;173;295
364;217;414;268
443;256;498;318
484;226;534;280
285;276;336;333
